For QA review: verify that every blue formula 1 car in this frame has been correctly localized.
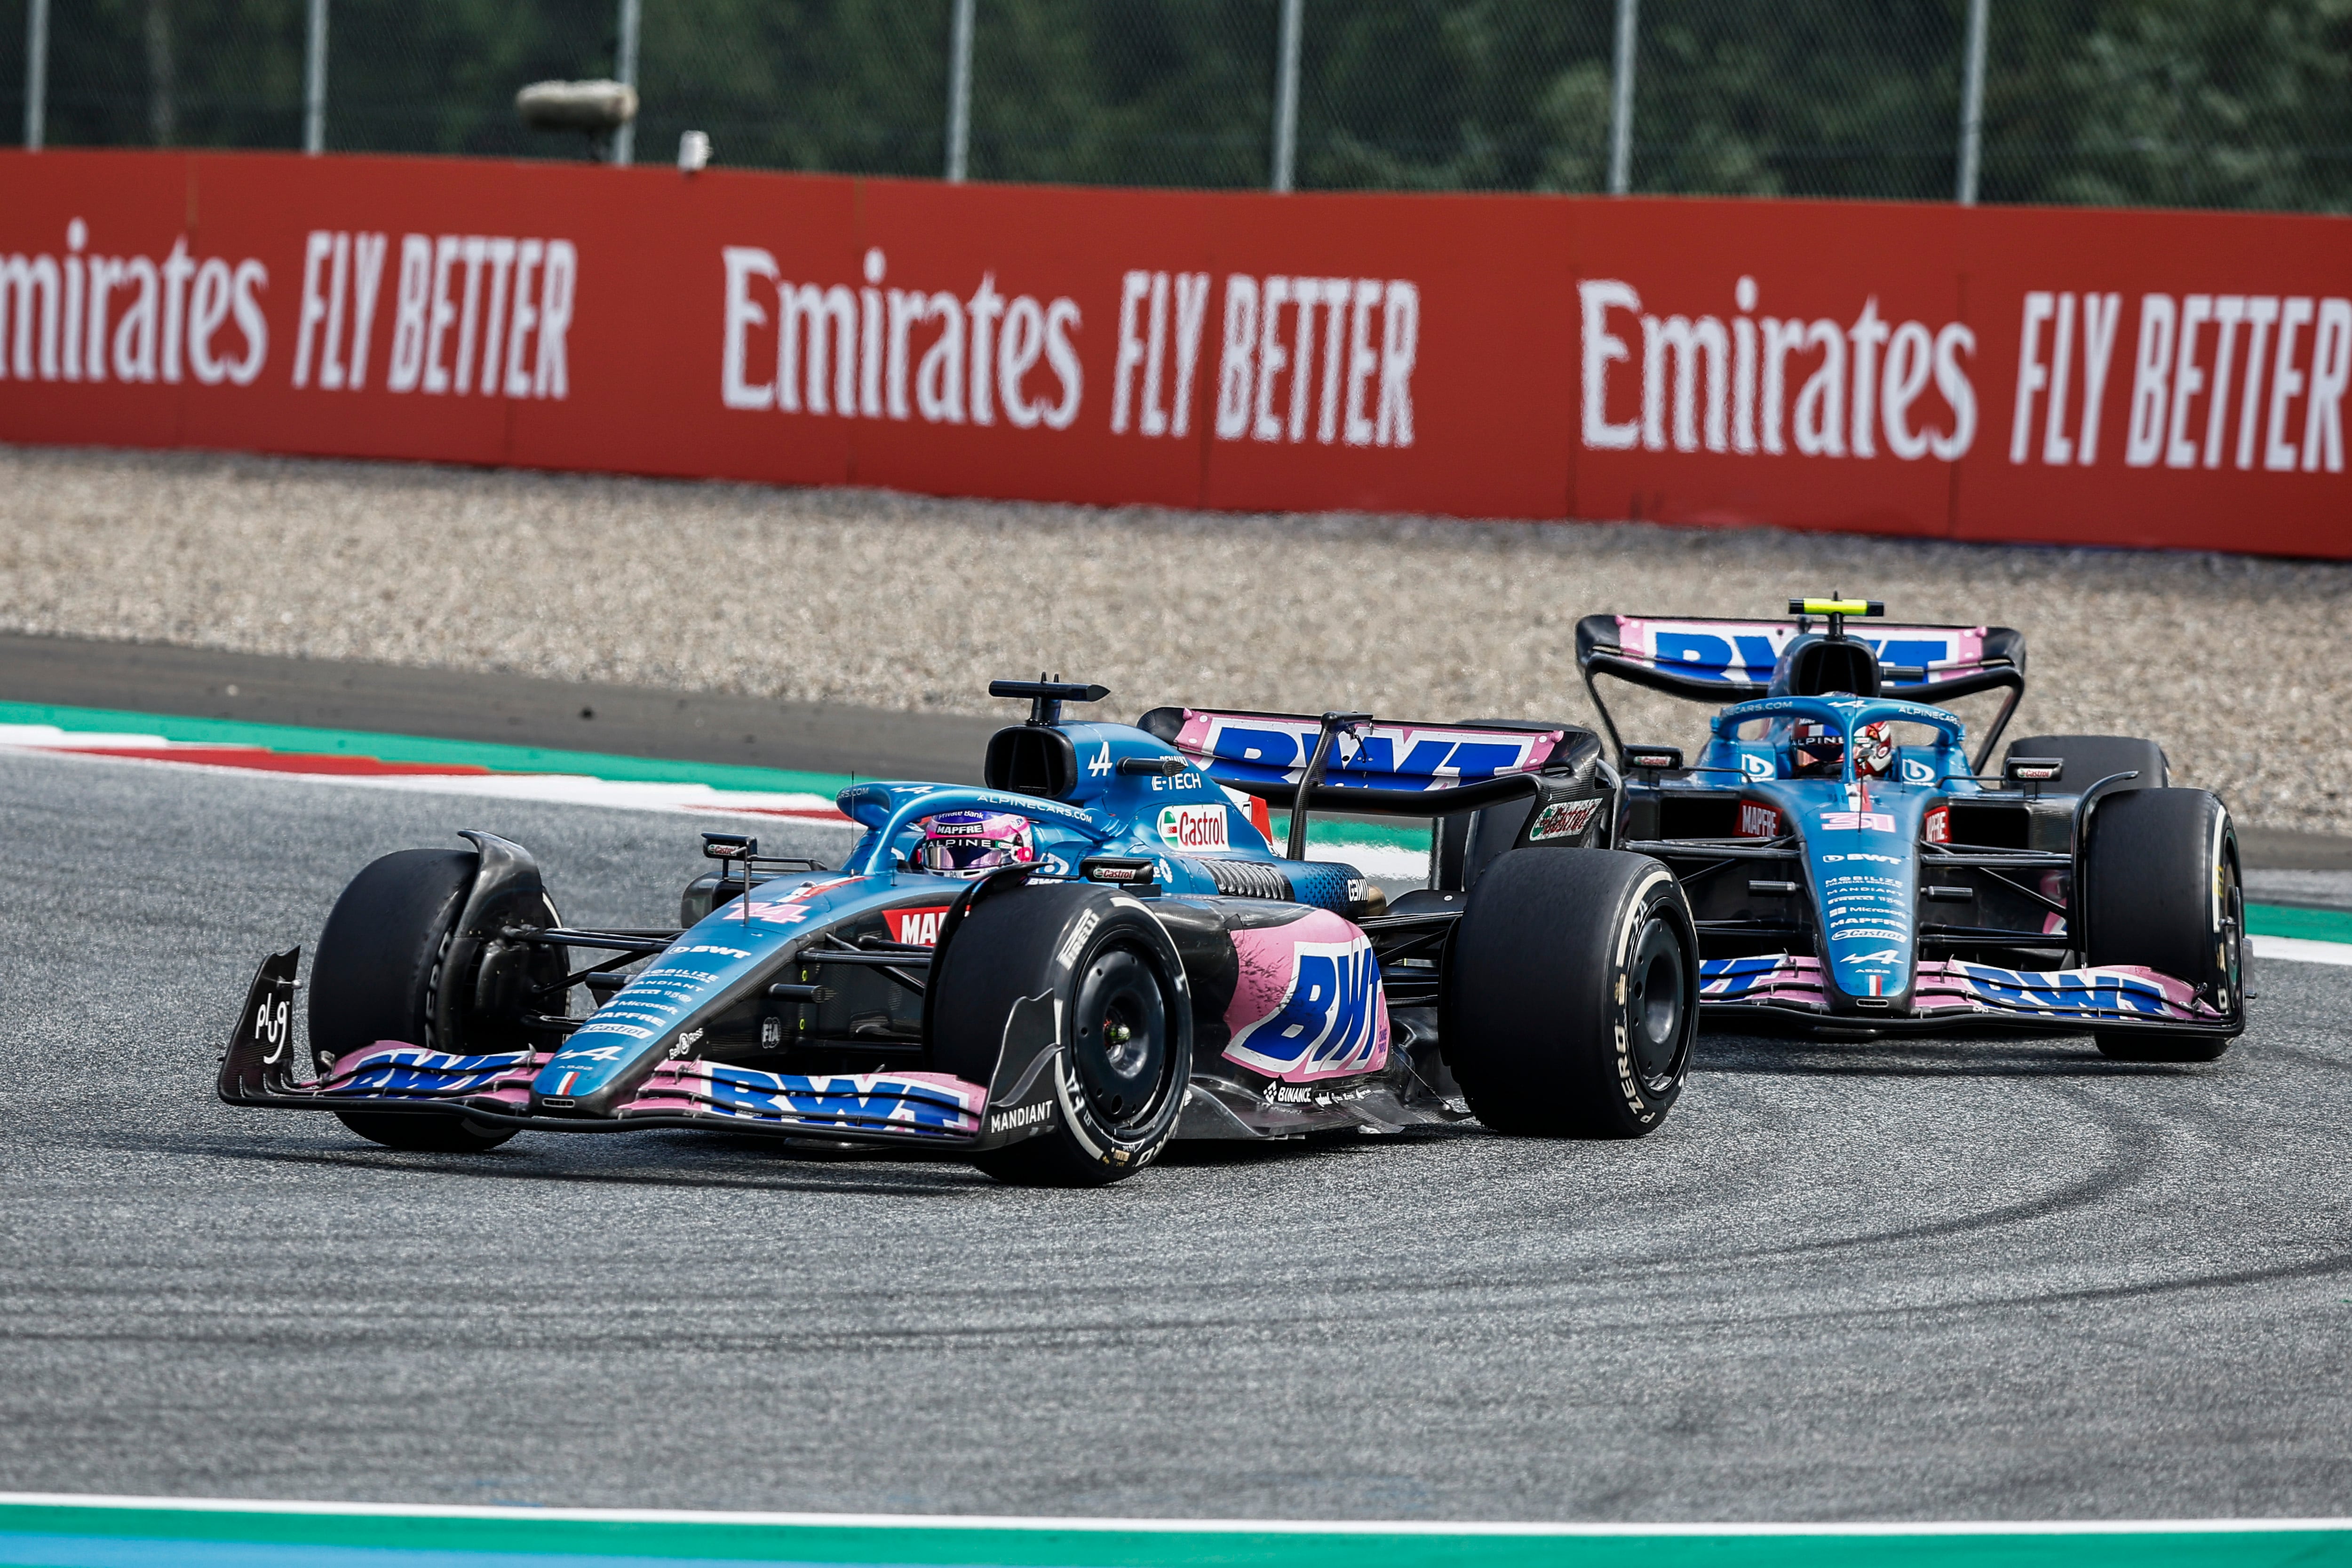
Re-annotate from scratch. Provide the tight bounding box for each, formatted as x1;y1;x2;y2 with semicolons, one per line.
1574;598;2245;1060
219;680;1700;1186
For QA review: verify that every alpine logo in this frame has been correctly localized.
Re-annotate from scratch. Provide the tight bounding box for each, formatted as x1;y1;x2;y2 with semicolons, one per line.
1738;801;1781;838
885;905;952;946
1159;803;1230;852
1529;797;1603;842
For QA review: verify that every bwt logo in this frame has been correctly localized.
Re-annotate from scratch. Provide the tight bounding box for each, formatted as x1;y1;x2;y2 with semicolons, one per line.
1224;936;1389;1081
1196;718;1541;784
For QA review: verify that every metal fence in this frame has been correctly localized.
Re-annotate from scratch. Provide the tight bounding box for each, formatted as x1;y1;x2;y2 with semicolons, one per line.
9;0;2350;212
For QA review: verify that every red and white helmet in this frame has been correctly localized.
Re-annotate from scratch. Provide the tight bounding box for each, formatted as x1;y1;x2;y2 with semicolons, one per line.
1852;721;1895;779
911;809;1037;876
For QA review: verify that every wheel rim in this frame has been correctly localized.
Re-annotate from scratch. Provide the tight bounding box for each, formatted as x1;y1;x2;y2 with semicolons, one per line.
1627;915;1687;1089
1071;945;1171;1134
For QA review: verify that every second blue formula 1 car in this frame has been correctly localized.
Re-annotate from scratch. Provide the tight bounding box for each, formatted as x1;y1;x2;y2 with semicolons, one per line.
218;680;1700;1186
1574;598;2246;1060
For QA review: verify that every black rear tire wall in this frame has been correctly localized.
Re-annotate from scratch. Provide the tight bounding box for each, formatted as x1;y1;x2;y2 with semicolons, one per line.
309;848;518;1152
930;881;1191;1187
2082;787;2239;1064
1445;849;1697;1138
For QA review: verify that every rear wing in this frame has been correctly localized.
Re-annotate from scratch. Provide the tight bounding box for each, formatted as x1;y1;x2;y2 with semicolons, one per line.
1136;706;1603;860
1573;613;2026;771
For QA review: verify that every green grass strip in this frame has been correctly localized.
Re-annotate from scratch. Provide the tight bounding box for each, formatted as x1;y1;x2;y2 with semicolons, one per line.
11;704;2346;903
2245;902;2352;944
0;700;849;797
0;1503;2346;1566
0;701;1423;852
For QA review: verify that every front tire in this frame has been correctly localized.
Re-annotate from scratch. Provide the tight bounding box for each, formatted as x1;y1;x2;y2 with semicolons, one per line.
2081;788;2241;1063
310;848;519;1153
930;882;1191;1187
1445;850;1697;1138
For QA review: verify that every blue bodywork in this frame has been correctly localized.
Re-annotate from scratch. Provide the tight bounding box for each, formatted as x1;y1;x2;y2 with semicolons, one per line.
528;721;1367;1111
1694;693;1974;1009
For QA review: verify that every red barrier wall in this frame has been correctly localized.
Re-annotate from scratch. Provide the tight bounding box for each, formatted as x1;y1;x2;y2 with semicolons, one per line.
2;149;2347;556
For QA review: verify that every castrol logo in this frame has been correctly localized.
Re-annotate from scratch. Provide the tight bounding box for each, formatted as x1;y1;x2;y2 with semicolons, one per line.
1159;804;1231;852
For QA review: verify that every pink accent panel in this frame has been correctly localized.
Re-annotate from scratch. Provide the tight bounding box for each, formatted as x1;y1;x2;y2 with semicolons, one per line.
1221;908;1391;1083
1224;908;1335;1034
1173;709;1219;757
1940;628;1986;672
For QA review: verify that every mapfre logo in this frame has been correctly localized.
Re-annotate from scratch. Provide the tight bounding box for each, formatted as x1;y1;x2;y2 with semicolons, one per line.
885;906;951;946
1159;804;1230;852
1739;802;1781;838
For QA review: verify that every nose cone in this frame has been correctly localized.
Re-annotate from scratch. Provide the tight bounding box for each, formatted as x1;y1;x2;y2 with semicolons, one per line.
1809;818;1919;1015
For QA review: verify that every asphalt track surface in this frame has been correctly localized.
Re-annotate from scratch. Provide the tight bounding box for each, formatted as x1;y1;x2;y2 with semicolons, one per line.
3;746;2350;1524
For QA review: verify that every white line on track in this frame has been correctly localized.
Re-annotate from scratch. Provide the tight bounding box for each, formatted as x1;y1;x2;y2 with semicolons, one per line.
0;1493;2345;1537
2250;934;2352;967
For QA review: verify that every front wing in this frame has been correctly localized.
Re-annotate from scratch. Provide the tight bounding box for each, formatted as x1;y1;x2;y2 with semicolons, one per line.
1698;954;2237;1033
217;948;991;1147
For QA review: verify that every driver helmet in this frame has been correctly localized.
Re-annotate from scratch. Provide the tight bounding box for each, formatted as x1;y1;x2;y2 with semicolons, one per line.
911;809;1037;876
1790;720;1845;778
1852;721;1895;779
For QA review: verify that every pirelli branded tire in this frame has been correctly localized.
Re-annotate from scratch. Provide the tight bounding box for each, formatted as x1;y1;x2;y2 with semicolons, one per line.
930;881;1192;1187
310;848;518;1153
1445;850;1698;1138
2082;788;2242;1064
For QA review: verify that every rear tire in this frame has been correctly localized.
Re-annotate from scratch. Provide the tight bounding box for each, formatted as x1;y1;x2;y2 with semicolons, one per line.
310;848;518;1153
2082;788;2241;1063
930;882;1191;1187
1445;850;1697;1138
